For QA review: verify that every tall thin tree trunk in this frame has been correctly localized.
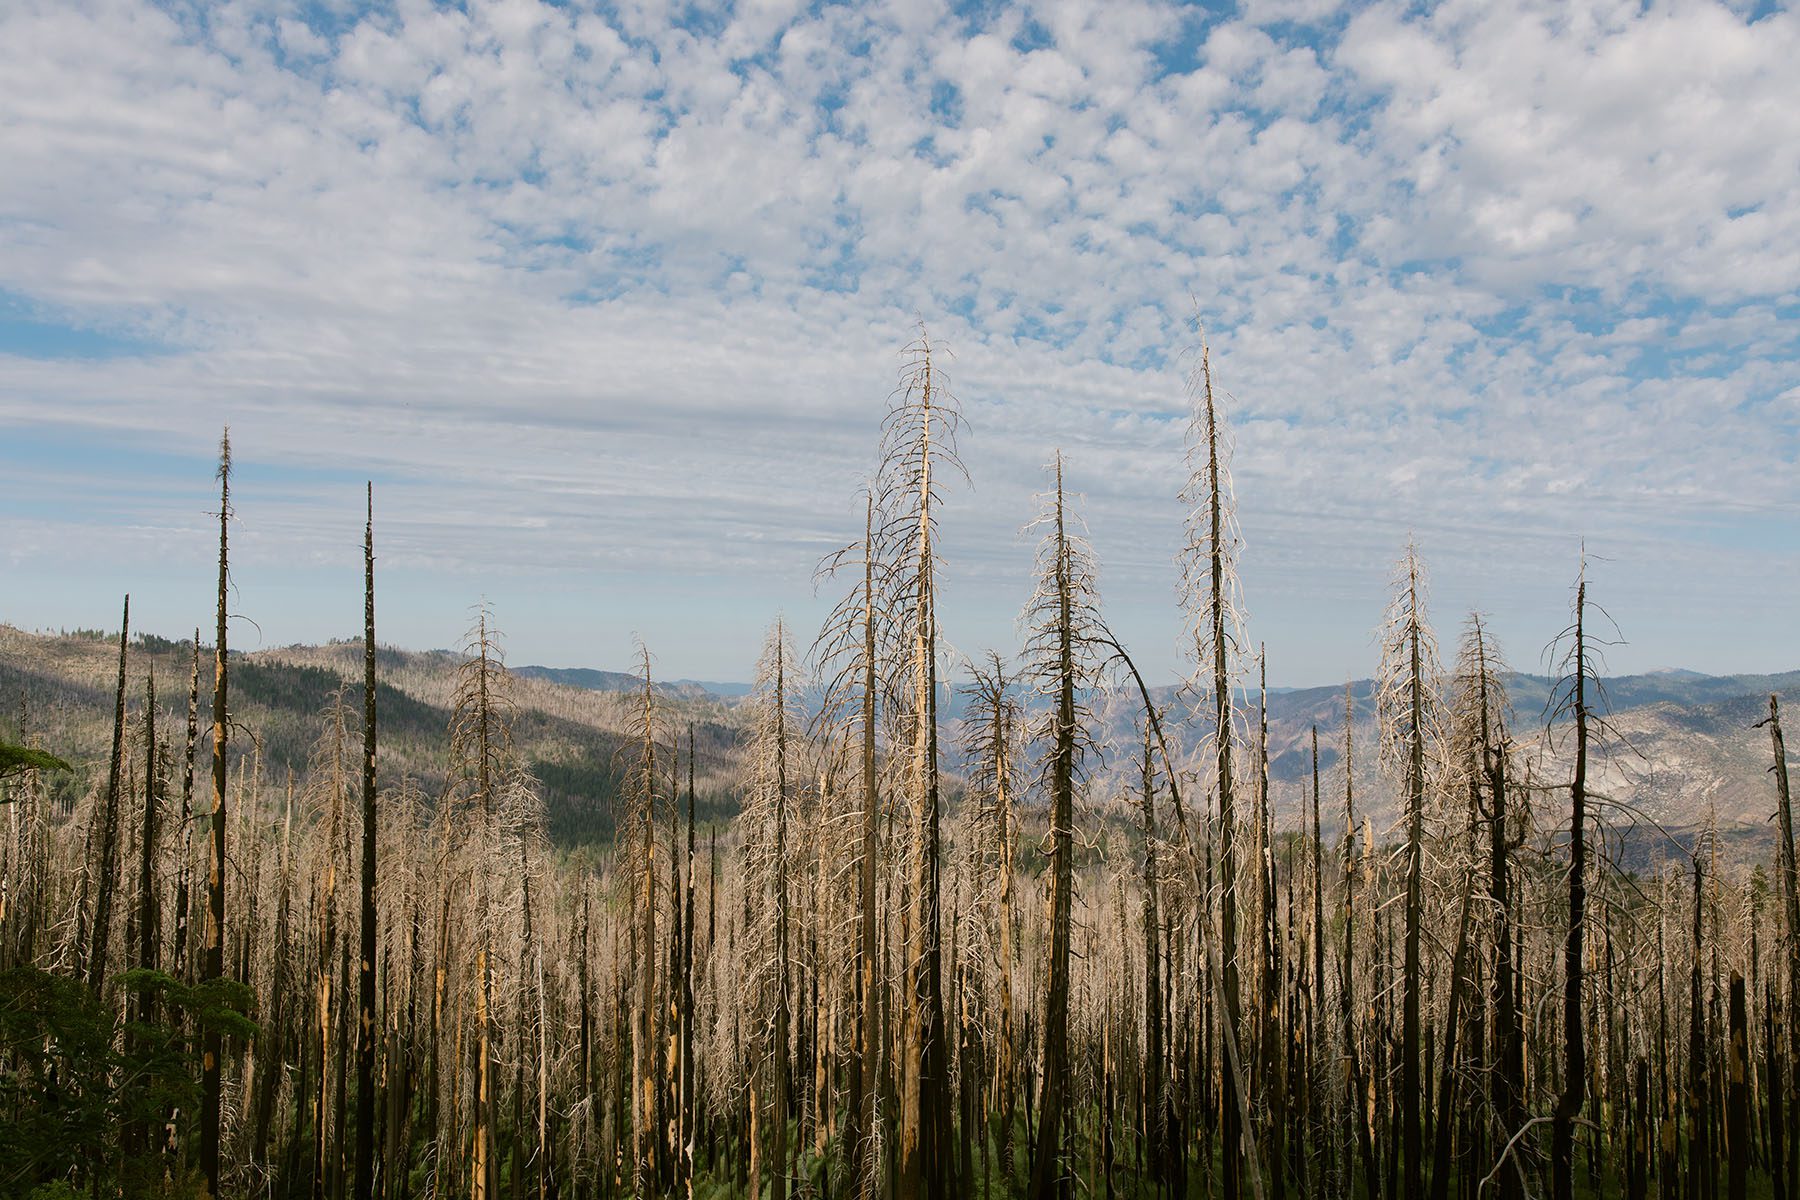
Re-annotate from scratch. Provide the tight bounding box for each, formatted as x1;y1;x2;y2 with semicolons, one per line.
130;665;161;1157
253;778;295;1167
202;429;231;1198
1256;655;1285;1200
319;707;346;1200
1427;806;1478;1200
1689;856;1711;1200
1764;695;1800;1197
1473;625;1524;1200
135;666;160;1012
1402;569;1426;1200
86;594;130;994
1552;573;1592;1200
1727;973;1749;1200
173;635;200;987
896;339;951;1200
356;484;380;1200
851;493;879;1198
682;722;698;1197
1028;460;1077;1200
1200;351;1245;1200
772;630;793;1200
1308;726;1328;1200
1339;686;1378;1200
1141;723;1165;1187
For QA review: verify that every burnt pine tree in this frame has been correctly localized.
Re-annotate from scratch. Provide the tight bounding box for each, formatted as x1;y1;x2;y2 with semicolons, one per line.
1307;724;1328;1200
623;640;664;1194
1375;540;1442;1200
873;329;964;1199
1466;616;1525;1200
172;633;200;988
1550;559;1601;1200
450;606;514;1200
1022;454;1104;1200
1254;650;1286;1200
680;721;698;1194
1178;335;1251;1200
812;487;890;1197
961;652;1022;1184
1143;719;1168;1183
127;665;163;1155
86;593;129;994
355;483;379;1200
1428;617;1502;1200
743;619;801;1200
1339;687;1376;1200
202;428;231;1198
134;667;160;1032
1760;694;1800;1197
315;699;348;1200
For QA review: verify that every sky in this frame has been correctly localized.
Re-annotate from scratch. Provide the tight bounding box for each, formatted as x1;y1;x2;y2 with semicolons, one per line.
1;0;1797;687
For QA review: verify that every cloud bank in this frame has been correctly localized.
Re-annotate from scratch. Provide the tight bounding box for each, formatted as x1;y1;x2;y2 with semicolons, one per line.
2;0;1796;681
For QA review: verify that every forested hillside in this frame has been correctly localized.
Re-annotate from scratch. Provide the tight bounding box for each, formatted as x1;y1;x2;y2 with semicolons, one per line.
0;626;742;851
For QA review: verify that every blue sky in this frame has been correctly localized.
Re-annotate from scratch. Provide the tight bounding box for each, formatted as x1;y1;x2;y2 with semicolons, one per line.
1;0;1797;686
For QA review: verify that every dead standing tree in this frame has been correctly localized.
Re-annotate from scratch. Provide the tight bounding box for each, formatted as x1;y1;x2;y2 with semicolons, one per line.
621;640;668;1195
959;653;1022;1184
1547;558;1610;1200
1756;693;1799;1200
449;606;515;1200
355;484;379;1200
1020;454;1106;1200
202;428;231;1198
1375;540;1443;1200
871;328;965;1199
1428;616;1508;1200
1177;335;1258;1200
741;619;805;1200
1458;616;1525;1200
85;594;129;995
813;488;896;1198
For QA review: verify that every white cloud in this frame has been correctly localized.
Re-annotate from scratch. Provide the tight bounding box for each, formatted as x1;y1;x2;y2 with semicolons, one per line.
0;0;1795;681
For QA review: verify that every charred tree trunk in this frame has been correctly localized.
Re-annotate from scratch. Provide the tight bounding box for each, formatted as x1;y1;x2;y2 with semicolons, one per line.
1308;725;1328;1200
1690;856;1712;1200
1196;348;1246;1200
772;633;793;1200
1340;686;1378;1200
1764;695;1799;1198
356;484;380;1200
682;722;698;1196
86;594;130;995
134;666;161;1019
1402;592;1426;1200
1487;688;1524;1200
318;708;346;1200
1256;656;1286;1200
1728;973;1748;1200
850;492;879;1198
1028;461;1077;1200
1140;723;1165;1188
201;429;231;1198
1552;573;1592;1200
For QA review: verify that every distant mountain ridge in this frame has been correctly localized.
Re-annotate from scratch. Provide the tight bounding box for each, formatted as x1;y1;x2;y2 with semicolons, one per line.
514;658;1800;715
6;623;1794;865
513;664;753;700
1095;665;1800;867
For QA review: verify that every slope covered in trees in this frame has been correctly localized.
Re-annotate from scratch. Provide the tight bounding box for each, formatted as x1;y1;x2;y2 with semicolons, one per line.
2;337;1798;1200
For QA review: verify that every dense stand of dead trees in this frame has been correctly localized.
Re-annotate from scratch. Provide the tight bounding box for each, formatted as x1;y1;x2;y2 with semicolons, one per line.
4;342;1800;1200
